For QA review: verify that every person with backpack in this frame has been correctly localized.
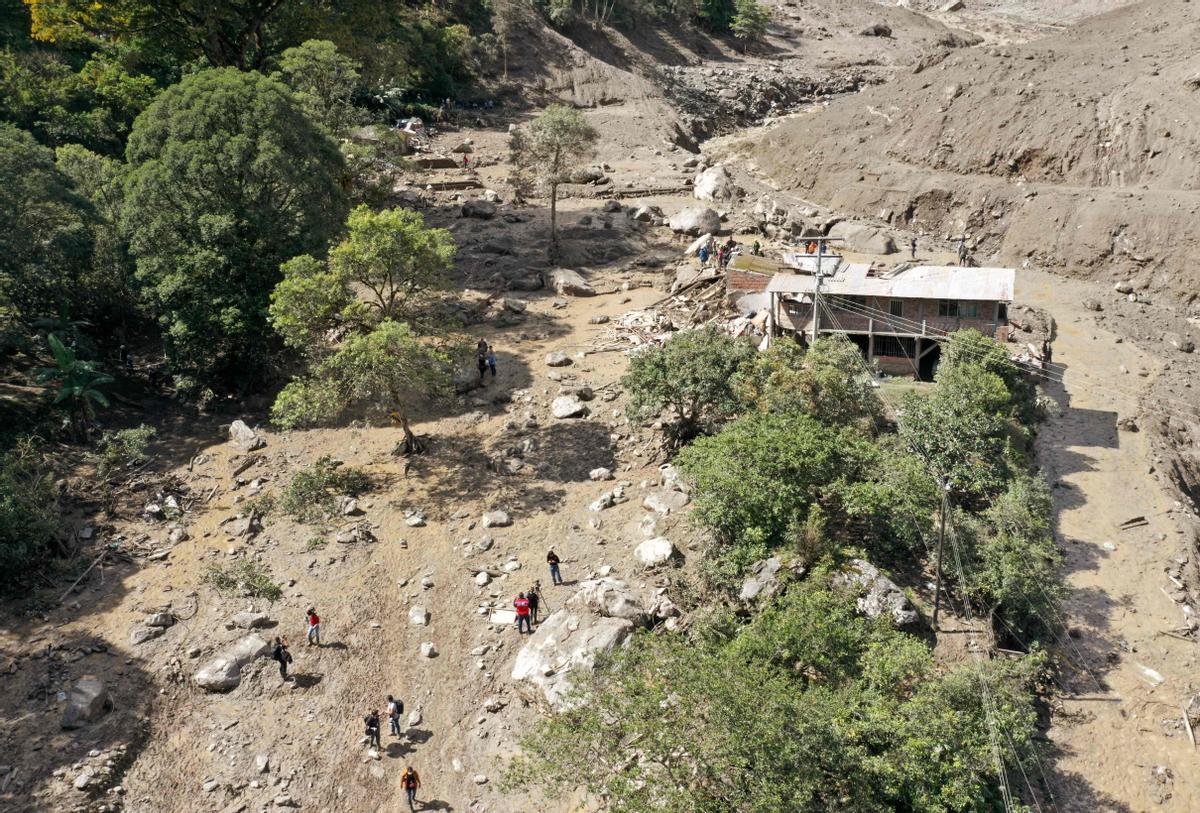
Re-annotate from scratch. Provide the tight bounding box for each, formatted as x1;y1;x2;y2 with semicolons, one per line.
364;709;381;750
527;585;540;625
547;550;562;585
401;766;421;810
271;637;292;681
387;695;404;737
305;607;320;646
514;592;532;634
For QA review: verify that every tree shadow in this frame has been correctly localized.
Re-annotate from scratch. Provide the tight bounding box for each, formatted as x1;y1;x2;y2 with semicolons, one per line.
531;421;617;483
0;632;154;813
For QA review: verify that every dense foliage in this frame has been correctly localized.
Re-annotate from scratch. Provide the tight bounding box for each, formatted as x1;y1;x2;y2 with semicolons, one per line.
123;67;347;386
509;575;1044;813
279;455;372;523
0;436;63;593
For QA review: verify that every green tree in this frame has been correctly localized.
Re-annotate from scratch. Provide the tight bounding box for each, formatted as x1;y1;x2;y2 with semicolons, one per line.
622;325;756;445
123;68;347;386
509;104;597;258
274;39;363;136
269;206;457;453
730;0;769;47
0;122;93;336
508;576;1042;812
34;333;113;438
736;334;883;430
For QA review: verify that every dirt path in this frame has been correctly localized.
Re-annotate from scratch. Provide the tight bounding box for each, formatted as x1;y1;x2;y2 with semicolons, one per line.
1022;269;1200;811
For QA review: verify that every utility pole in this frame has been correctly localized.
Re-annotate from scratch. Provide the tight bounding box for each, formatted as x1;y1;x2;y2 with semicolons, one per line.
932;480;951;629
811;270;822;345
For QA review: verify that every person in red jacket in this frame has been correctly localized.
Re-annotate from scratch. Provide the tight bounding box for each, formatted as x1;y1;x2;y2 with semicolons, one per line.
305;607;320;646
514;592;532;634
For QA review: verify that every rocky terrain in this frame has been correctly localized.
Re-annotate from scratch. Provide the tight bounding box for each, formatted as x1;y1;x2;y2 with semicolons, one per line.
6;0;1200;811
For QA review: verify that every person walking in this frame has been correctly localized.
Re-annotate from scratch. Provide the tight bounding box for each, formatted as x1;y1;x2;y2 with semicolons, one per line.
305;607;320;646
486;347;497;379
364;709;381;750
387;695;404;737
401;766;421;811
271;637;292;682
514;592;532;634
527;585;540;625
909;236;917;260
476;339;489;384
957;236;968;265
547;550;562;585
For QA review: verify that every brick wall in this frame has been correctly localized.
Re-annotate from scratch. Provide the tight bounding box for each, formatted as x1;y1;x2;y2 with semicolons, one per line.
726;269;772;293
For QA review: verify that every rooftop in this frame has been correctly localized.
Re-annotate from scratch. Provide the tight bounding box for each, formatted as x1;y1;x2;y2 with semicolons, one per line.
765;264;1016;302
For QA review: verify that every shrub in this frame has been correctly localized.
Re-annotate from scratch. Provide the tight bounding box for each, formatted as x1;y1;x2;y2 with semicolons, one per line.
279;456;371;523
92;424;156;480
201;559;283;602
0;437;63;593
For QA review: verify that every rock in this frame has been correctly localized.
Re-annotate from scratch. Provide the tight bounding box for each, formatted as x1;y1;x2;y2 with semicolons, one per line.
483;696;505;712
228;420;265;451
1117;416;1139;432
230;611;271;630
405;512;427;527
740;557;785;603
61;676;113;729
254;753;270;774
1166;333;1196;353
589;467;613;481
1114;280;1135;294
550;268;596;297
407;710;422;726
589;492;616;512
634;537;676;568
130;626;164;645
168;527;189;544
860;21;891;36
500;297;527;314
669;207;721;236
145;612;175;628
461;199;496;219
940;0;964;10
832;560;918;627
589;314;610;324
420;642;438;658
568;578;648;623
827;221;896;255
511;608;636;710
475;536;495;553
273;795;299;808
642;490;690;515
337;496;359;516
194;634;271;692
648;594;680;620
692;165;741;202
551;395;588;419
474;571;491;586
602;199;622;213
409;606;429;626
545;351;572;367
451;139;474;153
1082;298;1103;312
74;771;93;790
335;526;359;544
473;774;489;785
482;510;511;528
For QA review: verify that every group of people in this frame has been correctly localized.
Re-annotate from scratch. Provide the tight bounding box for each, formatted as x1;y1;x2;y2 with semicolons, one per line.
476;339;497;384
512;551;565;633
697;236;743;270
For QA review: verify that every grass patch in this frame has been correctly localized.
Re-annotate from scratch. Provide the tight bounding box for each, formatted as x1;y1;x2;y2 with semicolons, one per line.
280;456;371;523
201;559;283;602
305;536;327;552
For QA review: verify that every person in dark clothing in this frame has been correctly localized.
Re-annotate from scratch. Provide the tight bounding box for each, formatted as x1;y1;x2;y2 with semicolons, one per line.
476;339;489;383
271;637;292;681
909;237;917;260
487;347;497;379
402;766;421;810
547;550;562;585
364;710;381;749
527;585;540;624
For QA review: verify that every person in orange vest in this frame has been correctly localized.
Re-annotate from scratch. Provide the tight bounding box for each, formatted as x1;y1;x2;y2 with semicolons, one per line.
401;766;421;810
514;592;532;634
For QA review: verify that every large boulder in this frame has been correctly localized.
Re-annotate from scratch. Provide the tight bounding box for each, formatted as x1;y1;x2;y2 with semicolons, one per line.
228;420;265;451
511;609;635;710
461;199;496;219
634;537;676;568
229;611;271;630
669;207;721;236
194;634;270;692
833;560;919;627
550;269;596;297
61;676;113;729
567;578;648;623
740;557;784;604
551;395;588;419
693;165;741;202
642;490;690;515
827;221;896;255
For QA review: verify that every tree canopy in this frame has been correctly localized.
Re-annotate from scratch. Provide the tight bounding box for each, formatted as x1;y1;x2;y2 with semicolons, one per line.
122;67;347;386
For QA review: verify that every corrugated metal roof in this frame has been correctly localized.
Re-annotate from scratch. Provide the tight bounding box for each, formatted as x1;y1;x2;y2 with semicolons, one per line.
766;265;1015;301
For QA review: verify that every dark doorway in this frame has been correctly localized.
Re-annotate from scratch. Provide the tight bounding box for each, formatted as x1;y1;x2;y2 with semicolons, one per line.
918;340;941;381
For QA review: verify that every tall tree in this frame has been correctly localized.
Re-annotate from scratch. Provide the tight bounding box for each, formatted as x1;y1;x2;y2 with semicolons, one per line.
269;205;458;453
509;104;597;259
273;39;363;136
123;68;346;386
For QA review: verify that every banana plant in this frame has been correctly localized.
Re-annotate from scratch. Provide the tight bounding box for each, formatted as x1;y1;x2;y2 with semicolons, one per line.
33;333;113;439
